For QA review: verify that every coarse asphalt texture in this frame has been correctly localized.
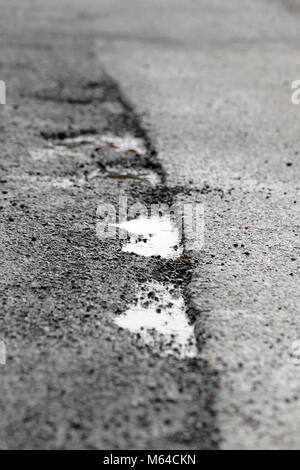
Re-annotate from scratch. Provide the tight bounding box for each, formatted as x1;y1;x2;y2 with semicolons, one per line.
0;0;218;450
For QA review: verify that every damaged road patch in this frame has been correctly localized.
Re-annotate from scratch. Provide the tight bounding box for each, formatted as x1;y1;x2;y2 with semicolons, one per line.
0;23;219;449
115;281;197;358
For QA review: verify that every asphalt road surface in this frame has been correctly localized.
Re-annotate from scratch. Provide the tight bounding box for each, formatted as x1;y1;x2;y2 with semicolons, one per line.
1;0;300;450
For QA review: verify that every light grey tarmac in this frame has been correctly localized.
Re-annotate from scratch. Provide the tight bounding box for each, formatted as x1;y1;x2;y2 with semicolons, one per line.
95;0;300;449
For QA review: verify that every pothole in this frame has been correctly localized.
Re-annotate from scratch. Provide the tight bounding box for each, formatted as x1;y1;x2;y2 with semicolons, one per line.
115;281;197;359
53;133;146;156
55;135;99;149
87;168;161;186
101;134;147;155
113;216;183;258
